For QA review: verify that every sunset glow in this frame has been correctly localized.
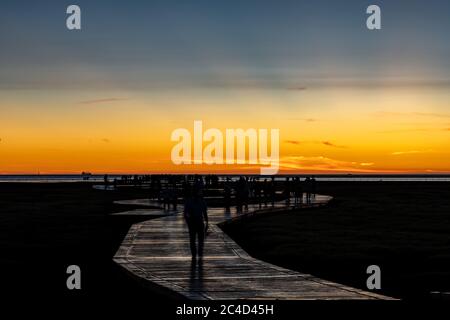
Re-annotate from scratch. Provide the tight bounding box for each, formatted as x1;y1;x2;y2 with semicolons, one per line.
1;1;449;174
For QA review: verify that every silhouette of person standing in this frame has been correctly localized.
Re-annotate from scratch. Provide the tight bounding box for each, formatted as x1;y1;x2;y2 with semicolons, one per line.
235;176;247;213
224;178;231;210
294;176;302;205
305;177;312;203
284;177;291;204
184;186;209;260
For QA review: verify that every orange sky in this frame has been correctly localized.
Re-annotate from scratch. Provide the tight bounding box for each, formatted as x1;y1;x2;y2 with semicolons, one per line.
1;86;449;174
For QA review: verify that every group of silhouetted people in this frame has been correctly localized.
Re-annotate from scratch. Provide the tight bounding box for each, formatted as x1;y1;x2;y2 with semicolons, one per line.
109;174;320;260
283;176;317;205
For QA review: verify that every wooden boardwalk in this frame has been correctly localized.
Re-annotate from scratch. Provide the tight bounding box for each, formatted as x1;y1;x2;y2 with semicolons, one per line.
113;195;394;300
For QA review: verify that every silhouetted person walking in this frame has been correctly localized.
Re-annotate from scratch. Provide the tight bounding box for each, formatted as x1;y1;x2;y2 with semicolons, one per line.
284;177;291;204
294;177;302;206
263;178;269;206
311;176;317;199
184;187;208;260
224;178;231;210
236;176;247;213
305;177;312;203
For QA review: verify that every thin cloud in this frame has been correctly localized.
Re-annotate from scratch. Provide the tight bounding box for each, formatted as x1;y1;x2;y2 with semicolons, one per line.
284;140;347;148
287;86;307;91
101;138;110;143
284;140;302;145
279;156;376;172
321;141;346;148
79;98;128;105
374;111;450;118
412;112;450;118
391;150;433;155
378;128;435;133
290;118;317;122
377;125;450;133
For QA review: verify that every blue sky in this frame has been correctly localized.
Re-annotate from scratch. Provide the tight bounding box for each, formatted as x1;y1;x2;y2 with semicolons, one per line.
1;0;449;91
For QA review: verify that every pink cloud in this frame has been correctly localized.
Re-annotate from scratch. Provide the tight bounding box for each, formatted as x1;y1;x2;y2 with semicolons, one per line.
79;98;128;105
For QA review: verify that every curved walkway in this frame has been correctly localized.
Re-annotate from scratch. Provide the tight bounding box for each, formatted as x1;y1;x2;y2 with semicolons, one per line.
113;195;394;300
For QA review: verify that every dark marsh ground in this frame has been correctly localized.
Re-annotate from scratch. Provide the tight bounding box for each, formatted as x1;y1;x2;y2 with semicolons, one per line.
223;181;450;301
1;181;449;304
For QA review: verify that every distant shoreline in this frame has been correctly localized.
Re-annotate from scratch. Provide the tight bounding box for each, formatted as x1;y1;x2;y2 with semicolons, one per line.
1;173;450;183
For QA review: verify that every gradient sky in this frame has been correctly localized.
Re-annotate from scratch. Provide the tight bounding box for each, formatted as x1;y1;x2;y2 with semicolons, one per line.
1;0;449;174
